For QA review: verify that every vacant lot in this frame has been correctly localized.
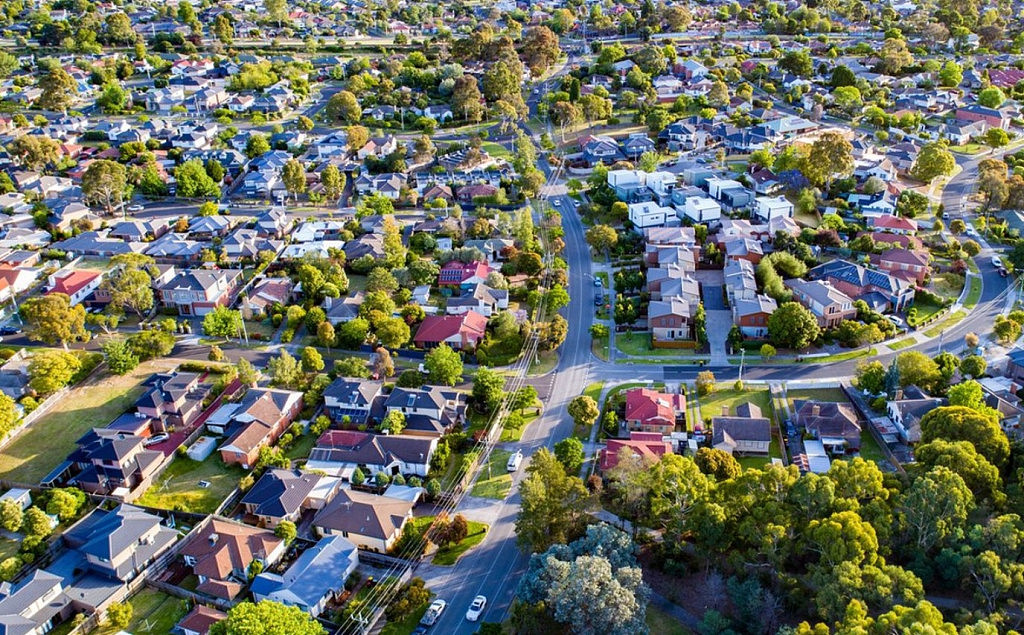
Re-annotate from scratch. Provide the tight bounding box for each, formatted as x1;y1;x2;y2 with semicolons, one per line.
698;388;773;425
0;359;177;484
94;588;187;635
137;454;245;514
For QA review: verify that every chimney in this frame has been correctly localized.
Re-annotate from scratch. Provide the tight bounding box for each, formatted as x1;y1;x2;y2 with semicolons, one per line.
209;533;219;546
721;406;729;416
811;405;820;417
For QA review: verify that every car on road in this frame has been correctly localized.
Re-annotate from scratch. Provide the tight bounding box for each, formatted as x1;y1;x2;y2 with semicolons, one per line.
420;600;447;626
1000;267;1009;277
0;325;20;335
594;277;602;287
507;449;523;472
466;595;487;621
551;199;561;207
992;255;1003;267
143;433;169;447
127;204;144;213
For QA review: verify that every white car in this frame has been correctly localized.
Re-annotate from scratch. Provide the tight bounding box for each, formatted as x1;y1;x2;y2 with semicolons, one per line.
551;199;562;207
420;600;447;626
507;449;523;472
127;204;144;213
466;595;487;622
992;255;1003;267
143;433;169;447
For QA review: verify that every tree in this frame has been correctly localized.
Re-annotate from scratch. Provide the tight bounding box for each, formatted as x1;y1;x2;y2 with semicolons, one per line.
380;410;405;435
914;439;1003;504
948;380;984;410
521;26;561;75
203;306;242;339
337;318;369;349
300;347;324;373
106;602;132;629
102;262;155;317
346;125;369;154
768;302;820;349
245;134;270;159
128;330;175;361
213;13;234;44
759;344;776;361
37;66;78;112
237;358;260;386
994;315;1022;344
424;344;463;386
567;395;599;427
96;81;130;114
6;135;59;171
325;91;361;123
267;351;303;390
175;159;221;198
282;159;306;202
897;466;973;552
830;65;856;87
779;50;814;77
708;81;730;108
21;294;88;349
275;520;297;545
895;351;941;392
554;437;585;475
911;142;955;183
46;488;85;522
28;351;81;394
695;370;716;397
804;131;853;189
986;128;1009;148
321;164;344;201
22;507;51;539
663;5;692;31
961;354;987;379
211;600;325;635
376;317;410;349
316;321;335;350
938;61;963;87
80;160;129;216
585;225;618;257
103;339;139;375
877;37;914;75
516;448;591;552
0;499;22;532
920;406;1009;468
694;447;741;481
978;87;1006;109
472;367;505;413
0;558;19;581
832;86;862;113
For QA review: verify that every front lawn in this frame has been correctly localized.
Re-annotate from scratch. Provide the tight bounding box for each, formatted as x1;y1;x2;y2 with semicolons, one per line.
800;348;876;363
698;388;773;426
964;276;982;308
888;338;917;350
616;332;697;357
432;520;488;566
95;589;187;635
481;142;511;159
470;449;513;499
923;310;966;337
529;350;558;374
0;359;177;484
786;387;848;403
137;454;246;514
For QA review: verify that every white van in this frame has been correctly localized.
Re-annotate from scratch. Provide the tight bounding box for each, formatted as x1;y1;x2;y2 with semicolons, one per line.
507;450;523;472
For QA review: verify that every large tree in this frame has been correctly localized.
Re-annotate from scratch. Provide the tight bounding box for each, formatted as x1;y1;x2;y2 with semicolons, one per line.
325;91;361;123
515;448;592;552
20;294;89;349
452;75;485;122
804;131;853;189
767;302;820;349
37;66;78;111
282;159;306;203
919;406;1009;468
175;159;221;198
6;135;59;171
910;142;955;183
82;160;128;214
202;306;243;339
210;600;325;635
27;350;82;394
424;344;463;386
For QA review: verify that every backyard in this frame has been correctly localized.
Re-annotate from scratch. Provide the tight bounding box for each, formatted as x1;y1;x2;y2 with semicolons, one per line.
786;387;848;405
95;588;187;635
0;359;177;484
137;453;246;514
470;449;512;499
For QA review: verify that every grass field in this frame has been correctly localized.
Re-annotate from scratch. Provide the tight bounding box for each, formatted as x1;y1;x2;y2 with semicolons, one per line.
964;276;983;308
592;333;609;361
94;588;187;635
888;337;917;350
698;388;772;425
137;454;246;514
616;332;697;357
530;350;559;375
433;520;488;566
645;606;690;635
859;430;887;463
912;299;946;322
924;310;966;337
786;387;848;403
0;359;177;484
285;432;317;462
481;142;511;159
500;410;539;442
470;450;513;499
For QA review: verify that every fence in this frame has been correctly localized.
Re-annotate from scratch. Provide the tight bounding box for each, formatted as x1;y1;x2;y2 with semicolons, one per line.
146;578;236;611
840;384;906;475
0;386;68;452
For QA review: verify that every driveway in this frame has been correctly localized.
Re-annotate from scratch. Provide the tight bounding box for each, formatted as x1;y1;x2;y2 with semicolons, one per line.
705;309;732;365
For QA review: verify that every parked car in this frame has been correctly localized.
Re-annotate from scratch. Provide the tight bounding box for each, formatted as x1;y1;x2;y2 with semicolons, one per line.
507;449;523;472
886;315;906;329
466;595;487;622
594;277;602;287
0;325;21;335
992;255;1003;267
127;204;144;213
420;600;447;626
143;433;169;447
1000;267;1009;277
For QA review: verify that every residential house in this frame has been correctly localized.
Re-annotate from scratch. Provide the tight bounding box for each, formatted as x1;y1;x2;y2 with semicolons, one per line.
61;504;177;582
785;279;856;329
47;269;102;306
179;517;286;600
218;389;304;468
240;469;342;528
874;249;931;285
44;429;165;499
254;208;293;238
135;371;212;429
793;400;861;454
158;269;244;316
599;432;672;471
251;535;358;617
955;104;1010;130
446;283;508;317
868;214;917;234
311;489;414;552
221;228;283;261
323;379;384;425
580;134;625;166
734;295;777;339
623;388;686;435
712;403;772;456
240;278;294;317
627;201;675;229
649;298;692;343
679;195;722;224
177;606;228;635
438;261;492;289
306;430;437;479
808;259;915;312
382;386;466;436
0;570;72;635
886;386;944;443
413;311;488;351
753;196;794;221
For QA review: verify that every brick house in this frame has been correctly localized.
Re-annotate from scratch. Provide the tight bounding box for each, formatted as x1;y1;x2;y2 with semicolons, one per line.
219;389;304;468
623;388;686;435
158;269;244;316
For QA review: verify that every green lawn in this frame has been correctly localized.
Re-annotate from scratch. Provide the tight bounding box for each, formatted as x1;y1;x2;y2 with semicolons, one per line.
924;310;966;337
787;388;848;403
95;588;187;635
481;142;511;159
911;299;946;322
0;359;177;484
965;276;983;308
439;449;481;490
137;454;246;514
530;350;558;375
801;348;876;363
501;410;539;442
859;430;887;463
380;596;434;635
888;338;917;350
616;332;696;357
285;432;317;462
932;273;966;299
470;450;513;499
698;388;773;425
432;520;488;566
592;333;609;361
0;538;18;563
645;605;689;635
347;274;367;292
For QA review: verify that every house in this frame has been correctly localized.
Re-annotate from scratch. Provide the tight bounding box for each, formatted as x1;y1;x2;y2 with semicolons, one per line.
808;259;915;313
240;278;294;317
623;388;686;435
177;606;228;635
753;196;794;221
46;269;103;306
1006;350;1024;383
0;570;72;635
599;432;672;471
886;386;944;443
255;208;293;238
580;134;625;166
312;489;415;552
712;403;772;456
955;104;1010;130
221;229;282;261
219;389;304;468
251;535;358;617
793;400;861;454
44;429;165;499
627;201;675;229
874;249;931;285
446;283;508;317
382;386;466;436
680;195;722;223
622;133;656;159
179;517;286;600
323;379;384;425
306;430;438;480
413;311;487;351
649;298;693;343
135;371;212;429
62;504;177;582
158;269;244;316
0;488;31;511
869;214;917;234
438;261;492;288
734;294;777;339
785;279;856;328
240;469;342;528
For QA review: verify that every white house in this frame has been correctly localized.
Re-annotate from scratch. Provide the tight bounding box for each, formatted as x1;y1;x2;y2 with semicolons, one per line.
628;201;674;229
754;196;794;221
679;195;722;223
706;177;744;200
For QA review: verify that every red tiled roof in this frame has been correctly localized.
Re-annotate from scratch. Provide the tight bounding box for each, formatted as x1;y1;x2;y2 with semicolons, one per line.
48;270;100;297
600;433;671;470
624;388;685;428
414;311;488;344
870;215;917;231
